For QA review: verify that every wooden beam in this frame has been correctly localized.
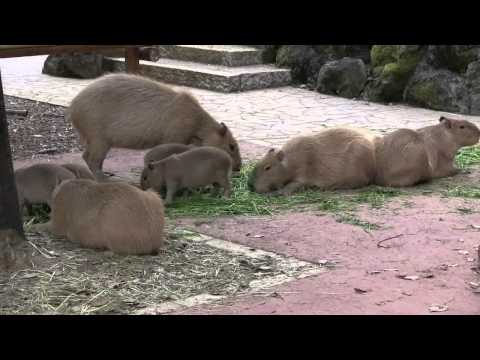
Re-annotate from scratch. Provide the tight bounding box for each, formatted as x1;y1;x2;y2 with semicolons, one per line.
0;71;24;239
125;47;141;74
0;45;140;59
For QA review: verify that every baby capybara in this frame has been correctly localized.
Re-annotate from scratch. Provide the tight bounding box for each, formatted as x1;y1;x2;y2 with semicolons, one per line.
375;116;480;187
68;74;242;180
41;179;165;255
141;147;232;205
249;127;376;195
144;143;195;166
14;163;76;214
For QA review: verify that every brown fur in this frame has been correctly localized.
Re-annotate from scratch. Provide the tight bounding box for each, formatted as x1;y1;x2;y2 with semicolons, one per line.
141;147;232;205
375;117;480;187
249;127;377;195
43;179;165;255
14;163;76;213
68;74;242;180
144;143;195;166
61;163;95;180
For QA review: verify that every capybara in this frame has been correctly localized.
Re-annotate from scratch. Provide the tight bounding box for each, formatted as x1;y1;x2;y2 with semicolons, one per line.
68;73;242;180
248;127;377;195
144;143;195;166
41;179;165;255
14;163;76;214
61;163;95;180
375;116;480;187
141;147;232;205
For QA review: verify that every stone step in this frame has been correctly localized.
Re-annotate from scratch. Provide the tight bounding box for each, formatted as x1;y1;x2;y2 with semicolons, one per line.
157;45;264;67
103;57;292;93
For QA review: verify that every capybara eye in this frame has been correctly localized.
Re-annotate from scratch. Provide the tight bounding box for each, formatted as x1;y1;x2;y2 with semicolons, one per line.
143;176;147;181
229;144;235;151
264;166;271;171
460;125;465;129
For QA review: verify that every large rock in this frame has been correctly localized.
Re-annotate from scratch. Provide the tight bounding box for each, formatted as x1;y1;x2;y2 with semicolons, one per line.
316;57;367;98
466;60;480;115
426;45;480;74
276;45;372;87
363;45;424;102
276;45;325;85
404;63;470;114
42;53;104;79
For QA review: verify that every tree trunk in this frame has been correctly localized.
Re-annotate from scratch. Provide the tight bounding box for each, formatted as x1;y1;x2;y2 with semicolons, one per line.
0;70;24;239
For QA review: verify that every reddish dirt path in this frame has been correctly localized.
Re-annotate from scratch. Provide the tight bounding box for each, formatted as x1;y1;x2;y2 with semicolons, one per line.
174;197;480;314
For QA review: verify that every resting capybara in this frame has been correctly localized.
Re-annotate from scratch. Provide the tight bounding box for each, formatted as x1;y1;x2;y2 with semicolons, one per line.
68;73;242;180
141;147;232;205
14;163;76;214
248;127;377;195
41;179;165;255
61;163;95;180
144;143;195;166
375;116;480;187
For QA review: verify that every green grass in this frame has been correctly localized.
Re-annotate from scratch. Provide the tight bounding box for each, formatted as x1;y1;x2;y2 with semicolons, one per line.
165;163;405;230
24;146;480;231
455;145;480;169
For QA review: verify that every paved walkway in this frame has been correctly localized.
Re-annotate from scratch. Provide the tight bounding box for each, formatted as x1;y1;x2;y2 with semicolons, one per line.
2;56;480;149
2;56;479;315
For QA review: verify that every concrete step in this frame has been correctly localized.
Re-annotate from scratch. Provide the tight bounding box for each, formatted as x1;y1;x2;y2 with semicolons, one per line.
103;57;292;93
157;45;264;67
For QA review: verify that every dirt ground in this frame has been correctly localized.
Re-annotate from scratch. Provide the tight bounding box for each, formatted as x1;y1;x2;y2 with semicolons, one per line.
3;97;480;315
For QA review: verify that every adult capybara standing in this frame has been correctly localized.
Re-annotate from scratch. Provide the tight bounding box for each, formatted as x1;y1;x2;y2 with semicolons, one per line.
67;74;242;180
44;179;165;255
249;127;377;195
375;117;480;187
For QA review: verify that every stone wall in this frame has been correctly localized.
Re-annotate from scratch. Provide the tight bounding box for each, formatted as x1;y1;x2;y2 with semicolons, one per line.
274;45;480;115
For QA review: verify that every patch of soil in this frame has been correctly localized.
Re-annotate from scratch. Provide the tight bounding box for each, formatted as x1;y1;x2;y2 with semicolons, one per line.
174;196;480;314
5;95;80;160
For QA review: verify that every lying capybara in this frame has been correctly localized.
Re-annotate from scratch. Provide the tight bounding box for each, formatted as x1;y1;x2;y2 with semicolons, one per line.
141;147;232;205
144;143;195;166
40;179;165;255
68;73;242;180
375;116;480;187
248;127;377;195
61;163;95;180
14;163;76;214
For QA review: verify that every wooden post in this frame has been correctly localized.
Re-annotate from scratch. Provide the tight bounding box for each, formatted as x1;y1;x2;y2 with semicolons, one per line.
0;70;24;239
125;47;140;74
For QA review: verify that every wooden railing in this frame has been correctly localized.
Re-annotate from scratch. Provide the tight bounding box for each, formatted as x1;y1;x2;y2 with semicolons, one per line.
0;45;141;73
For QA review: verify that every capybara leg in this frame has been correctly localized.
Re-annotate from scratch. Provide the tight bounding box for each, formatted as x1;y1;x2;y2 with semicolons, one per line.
85;142;110;181
218;177;231;198
164;182;178;205
279;181;303;196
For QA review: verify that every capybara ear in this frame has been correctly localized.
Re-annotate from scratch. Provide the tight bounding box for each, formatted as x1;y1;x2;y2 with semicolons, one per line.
439;116;452;129
219;123;228;136
268;148;276;154
276;150;285;161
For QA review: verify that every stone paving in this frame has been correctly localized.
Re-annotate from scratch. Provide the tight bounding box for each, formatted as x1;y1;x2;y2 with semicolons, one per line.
2;55;480;315
2;56;480;149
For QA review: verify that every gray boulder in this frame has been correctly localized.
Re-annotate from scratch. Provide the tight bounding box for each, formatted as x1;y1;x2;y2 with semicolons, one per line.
404;63;470;114
316;57;367;98
42;53;104;79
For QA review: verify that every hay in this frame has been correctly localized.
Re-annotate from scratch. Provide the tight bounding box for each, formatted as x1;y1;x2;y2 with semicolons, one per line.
0;228;321;315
